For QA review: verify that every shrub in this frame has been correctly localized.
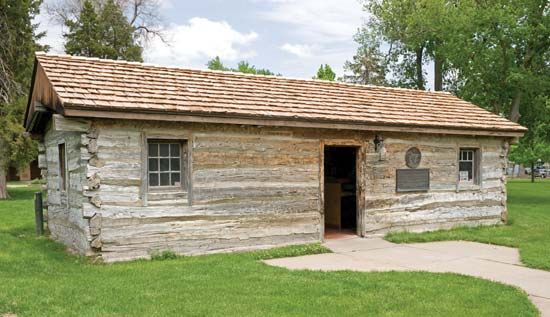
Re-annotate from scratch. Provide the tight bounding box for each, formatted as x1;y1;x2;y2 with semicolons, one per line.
150;250;178;261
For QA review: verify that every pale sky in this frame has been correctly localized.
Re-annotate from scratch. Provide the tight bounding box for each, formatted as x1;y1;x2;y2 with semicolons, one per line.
35;0;367;79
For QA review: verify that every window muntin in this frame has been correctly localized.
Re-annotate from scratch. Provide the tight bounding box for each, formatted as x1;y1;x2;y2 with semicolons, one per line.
459;149;477;183
58;143;67;191
147;141;185;188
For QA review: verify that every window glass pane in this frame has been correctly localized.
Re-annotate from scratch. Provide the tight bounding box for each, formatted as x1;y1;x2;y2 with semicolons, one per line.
160;158;170;171
148;158;158;171
458;149;478;183
148;143;158;157
170;158;180;171
148;141;186;188
459;161;472;172
160;173;170;186
459;162;473;180
149;173;159;186
460;150;474;162
170;144;180;156
171;173;180;185
159;144;170;157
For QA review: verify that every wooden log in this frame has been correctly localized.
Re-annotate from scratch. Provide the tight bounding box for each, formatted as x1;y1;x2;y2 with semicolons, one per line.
88;155;105;168
87;138;98;154
51;114;91;132
87;173;101;190
91;237;102;249
82;202;98;218
90;196;102;208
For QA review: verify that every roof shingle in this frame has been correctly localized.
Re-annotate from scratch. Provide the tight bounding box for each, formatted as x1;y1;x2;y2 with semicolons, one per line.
31;52;526;135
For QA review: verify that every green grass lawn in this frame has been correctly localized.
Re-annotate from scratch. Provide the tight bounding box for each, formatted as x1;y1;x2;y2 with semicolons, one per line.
387;179;550;270
0;185;539;316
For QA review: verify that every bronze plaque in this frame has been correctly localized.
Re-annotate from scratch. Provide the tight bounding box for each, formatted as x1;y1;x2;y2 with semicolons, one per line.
396;168;430;192
405;147;422;168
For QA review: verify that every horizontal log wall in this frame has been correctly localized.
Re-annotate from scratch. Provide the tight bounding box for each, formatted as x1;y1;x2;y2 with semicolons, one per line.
43;126;91;253
41;117;510;262
363;133;508;234
91;121;321;262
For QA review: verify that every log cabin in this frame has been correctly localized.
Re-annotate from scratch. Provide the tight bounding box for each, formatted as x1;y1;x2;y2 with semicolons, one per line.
24;53;526;262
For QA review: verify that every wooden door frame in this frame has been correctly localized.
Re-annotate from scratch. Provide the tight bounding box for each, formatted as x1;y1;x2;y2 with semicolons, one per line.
319;140;366;240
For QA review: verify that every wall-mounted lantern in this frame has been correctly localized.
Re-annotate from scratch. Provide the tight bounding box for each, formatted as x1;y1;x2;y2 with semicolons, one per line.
374;134;382;152
374;134;386;161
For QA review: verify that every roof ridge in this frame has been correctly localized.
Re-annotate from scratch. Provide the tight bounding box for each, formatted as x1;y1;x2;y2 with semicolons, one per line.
35;52;452;96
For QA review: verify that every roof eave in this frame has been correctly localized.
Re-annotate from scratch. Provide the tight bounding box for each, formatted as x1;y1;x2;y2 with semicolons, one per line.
23;58;39;130
26;102;52;134
62;106;527;138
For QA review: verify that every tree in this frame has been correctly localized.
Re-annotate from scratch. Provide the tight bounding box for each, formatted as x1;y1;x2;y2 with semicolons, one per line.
206;57;279;76
342;30;387;85
98;0;142;61
509;97;550;182
442;0;549;122
358;0;436;90
207;56;226;71
0;0;44;199
352;0;550;119
235;61;276;76
509;139;550;183
64;0;102;57
46;0;165;44
350;0;550;171
63;0;142;61
314;64;336;81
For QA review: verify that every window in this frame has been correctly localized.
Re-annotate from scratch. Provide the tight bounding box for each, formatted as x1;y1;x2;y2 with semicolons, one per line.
147;140;187;189
459;149;479;184
58;143;66;191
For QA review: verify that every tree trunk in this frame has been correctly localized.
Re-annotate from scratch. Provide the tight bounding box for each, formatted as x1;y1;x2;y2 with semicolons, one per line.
415;46;425;90
0;136;9;199
434;55;443;91
531;161;535;183
510;90;522;122
0;167;8;199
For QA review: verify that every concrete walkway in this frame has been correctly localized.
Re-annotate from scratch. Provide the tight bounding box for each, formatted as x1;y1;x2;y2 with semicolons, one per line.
265;237;550;316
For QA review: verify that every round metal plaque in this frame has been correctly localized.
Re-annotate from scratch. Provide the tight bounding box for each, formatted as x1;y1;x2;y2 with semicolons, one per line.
405;147;422;169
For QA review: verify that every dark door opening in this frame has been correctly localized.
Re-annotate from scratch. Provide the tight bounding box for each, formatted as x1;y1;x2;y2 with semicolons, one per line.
324;146;357;237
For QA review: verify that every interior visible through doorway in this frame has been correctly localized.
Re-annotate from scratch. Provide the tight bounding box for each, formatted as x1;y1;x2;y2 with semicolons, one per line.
323;146;357;238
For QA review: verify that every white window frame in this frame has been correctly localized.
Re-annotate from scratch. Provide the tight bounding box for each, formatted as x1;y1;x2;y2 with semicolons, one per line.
146;140;188;191
458;148;478;184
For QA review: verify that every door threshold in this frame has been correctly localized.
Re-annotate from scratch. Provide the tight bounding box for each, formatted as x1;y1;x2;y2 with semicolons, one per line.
324;228;357;240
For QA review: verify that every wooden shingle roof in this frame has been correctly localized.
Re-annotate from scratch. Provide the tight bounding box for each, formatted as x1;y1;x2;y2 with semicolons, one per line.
26;52;526;136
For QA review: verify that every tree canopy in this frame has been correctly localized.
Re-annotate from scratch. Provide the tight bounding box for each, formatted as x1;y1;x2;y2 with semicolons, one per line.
206;56;279;76
0;0;45;198
342;30;387;85
509;97;550;182
46;0;164;44
64;0;142;61
64;1;102;57
313;64;336;81
348;0;550;173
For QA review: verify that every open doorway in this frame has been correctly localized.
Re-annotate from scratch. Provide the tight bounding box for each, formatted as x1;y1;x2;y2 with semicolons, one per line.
323;146;357;239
